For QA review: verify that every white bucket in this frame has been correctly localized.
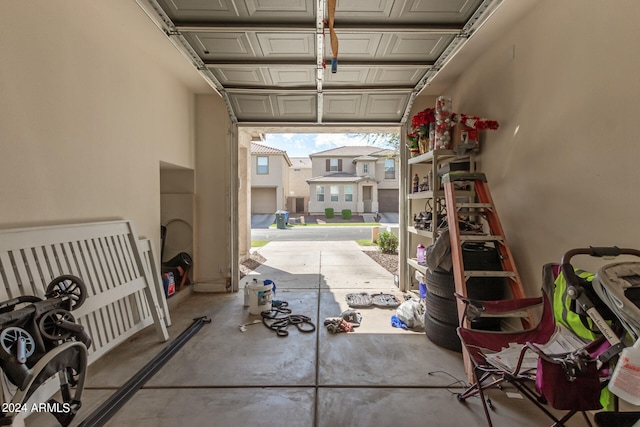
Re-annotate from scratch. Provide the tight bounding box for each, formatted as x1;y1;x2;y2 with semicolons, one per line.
241;277;260;307
248;282;273;315
608;338;640;405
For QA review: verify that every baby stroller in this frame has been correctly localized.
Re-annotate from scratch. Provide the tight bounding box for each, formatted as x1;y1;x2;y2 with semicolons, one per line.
456;247;639;426
0;275;90;426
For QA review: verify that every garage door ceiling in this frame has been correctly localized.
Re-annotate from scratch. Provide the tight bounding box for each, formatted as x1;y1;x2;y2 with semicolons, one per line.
143;0;504;126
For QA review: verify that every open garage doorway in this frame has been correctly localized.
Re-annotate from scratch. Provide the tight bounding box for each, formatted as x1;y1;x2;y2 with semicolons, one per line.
235;126;408;292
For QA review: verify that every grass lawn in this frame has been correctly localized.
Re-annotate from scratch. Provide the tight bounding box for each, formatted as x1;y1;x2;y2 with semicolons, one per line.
356;239;377;246
251;240;269;247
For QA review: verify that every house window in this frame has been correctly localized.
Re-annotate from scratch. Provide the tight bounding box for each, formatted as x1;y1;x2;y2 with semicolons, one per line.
384;159;395;179
257;156;269;174
363;163;369;174
317;186;325;202
345;185;353;202
326;158;342;172
330;185;339;202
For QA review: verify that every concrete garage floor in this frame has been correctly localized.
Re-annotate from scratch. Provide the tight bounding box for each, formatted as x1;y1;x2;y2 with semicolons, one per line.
28;242;594;427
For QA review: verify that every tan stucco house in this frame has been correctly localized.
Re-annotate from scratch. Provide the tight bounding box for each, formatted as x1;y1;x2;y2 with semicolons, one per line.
250;142;292;214
287;157;312;214
306;146;399;215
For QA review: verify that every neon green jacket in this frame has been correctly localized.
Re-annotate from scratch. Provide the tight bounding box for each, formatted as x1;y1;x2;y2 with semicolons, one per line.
553;269;599;341
553;268;613;410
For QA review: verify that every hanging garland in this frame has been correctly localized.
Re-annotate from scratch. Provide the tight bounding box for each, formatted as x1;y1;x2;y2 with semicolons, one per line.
452;113;500;130
407;101;500;154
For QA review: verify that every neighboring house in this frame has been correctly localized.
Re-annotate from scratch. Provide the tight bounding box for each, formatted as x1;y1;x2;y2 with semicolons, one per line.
287;157;312;214
250;142;292;214
307;146;399;215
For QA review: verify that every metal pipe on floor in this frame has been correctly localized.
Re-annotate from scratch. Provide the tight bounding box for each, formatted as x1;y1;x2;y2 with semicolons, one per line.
78;316;211;427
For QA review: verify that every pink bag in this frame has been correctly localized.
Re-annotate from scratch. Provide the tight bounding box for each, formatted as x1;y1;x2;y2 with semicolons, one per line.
535;352;602;410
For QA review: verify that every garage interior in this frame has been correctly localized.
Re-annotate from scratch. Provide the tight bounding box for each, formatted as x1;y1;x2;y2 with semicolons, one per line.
2;0;640;426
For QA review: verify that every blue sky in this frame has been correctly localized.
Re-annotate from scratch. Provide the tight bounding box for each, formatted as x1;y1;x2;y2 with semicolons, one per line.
264;133;374;158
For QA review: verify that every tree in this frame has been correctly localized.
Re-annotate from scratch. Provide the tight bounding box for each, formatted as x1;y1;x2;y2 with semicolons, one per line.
355;133;400;150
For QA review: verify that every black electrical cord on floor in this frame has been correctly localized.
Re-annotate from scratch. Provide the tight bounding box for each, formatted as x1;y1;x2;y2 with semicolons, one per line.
428;370;470;395
78;316;211;427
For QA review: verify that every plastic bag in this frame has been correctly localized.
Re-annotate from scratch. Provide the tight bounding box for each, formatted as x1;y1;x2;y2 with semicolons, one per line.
396;298;425;329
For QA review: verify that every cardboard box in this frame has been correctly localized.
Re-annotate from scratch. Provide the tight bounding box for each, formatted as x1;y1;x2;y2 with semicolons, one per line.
451;123;479;153
162;271;176;297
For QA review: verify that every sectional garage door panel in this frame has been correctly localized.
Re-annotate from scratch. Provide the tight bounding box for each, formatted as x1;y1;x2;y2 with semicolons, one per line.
378;189;399;213
155;0;316;23
322;93;410;123
231;93;317;122
150;0;502;124
252;188;277;214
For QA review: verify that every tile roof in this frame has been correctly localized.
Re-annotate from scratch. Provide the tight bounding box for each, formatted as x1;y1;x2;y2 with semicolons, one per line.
372;148;397;156
251;142;287;155
250;142;292;166
352;155;378;162
289;157;312;168
310;146;397;157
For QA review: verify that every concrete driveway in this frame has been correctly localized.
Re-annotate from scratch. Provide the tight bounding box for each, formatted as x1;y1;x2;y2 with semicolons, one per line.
378;212;399;225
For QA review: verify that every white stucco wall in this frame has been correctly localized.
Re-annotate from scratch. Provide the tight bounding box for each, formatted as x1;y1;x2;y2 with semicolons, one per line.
308;181;375;214
375;157;399;189
288;166;312;198
0;2;230;290
194;96;232;290
355;161;375;177
310;156;357;176
409;0;640;294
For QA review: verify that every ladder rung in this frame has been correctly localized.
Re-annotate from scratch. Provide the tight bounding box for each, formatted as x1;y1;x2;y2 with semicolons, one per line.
457;203;493;209
460;235;504;242
456;209;488;215
443;171;487;183
464;271;516;278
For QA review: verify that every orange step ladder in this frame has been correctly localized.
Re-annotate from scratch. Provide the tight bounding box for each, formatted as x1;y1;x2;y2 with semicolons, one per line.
443;172;529;377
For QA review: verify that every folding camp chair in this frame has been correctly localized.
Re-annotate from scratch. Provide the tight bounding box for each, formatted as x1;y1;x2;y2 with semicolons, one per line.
455;252;627;427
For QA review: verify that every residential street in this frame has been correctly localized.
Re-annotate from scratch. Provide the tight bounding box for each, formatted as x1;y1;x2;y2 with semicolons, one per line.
250;213;399;242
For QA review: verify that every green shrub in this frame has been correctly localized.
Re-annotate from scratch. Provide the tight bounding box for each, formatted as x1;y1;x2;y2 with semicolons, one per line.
325;208;334;218
378;231;398;254
341;209;352;219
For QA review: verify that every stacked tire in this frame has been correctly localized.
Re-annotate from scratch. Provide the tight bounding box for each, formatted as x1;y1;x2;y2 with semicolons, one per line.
423;243;508;352
424;268;461;352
